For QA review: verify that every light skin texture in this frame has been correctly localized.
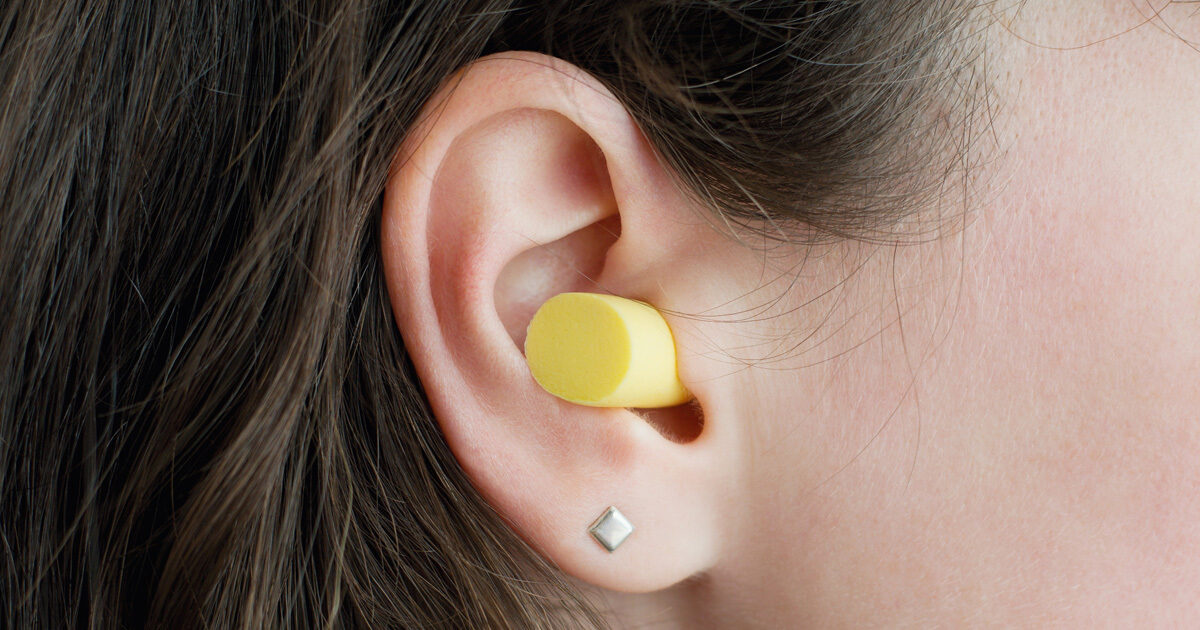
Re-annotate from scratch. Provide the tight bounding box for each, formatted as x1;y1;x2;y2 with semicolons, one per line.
381;1;1200;626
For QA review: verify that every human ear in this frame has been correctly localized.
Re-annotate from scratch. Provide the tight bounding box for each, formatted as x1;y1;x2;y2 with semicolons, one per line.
379;52;735;592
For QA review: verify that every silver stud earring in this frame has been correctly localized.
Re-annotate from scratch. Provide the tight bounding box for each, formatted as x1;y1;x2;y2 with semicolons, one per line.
588;506;634;552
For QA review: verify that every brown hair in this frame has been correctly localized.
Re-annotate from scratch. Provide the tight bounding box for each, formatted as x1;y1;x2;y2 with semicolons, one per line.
0;1;986;627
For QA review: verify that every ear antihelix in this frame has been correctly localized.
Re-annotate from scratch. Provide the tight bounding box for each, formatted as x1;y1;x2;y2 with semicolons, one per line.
524;292;692;408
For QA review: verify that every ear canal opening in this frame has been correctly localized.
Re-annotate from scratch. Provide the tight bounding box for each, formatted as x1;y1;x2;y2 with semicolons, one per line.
634;399;705;444
496;213;704;444
496;214;621;350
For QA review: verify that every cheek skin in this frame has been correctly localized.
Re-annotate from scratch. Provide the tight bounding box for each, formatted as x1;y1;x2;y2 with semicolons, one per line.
966;2;1200;595
978;0;1200;504
698;3;1200;626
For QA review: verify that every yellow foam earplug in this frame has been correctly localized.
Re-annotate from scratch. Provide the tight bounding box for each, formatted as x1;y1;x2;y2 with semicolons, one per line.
524;292;692;408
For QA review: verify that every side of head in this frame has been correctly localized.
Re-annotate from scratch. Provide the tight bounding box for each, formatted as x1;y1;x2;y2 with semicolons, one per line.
4;0;1199;628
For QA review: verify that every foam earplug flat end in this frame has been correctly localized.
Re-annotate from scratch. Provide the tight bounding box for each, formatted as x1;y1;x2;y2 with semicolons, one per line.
524;293;692;408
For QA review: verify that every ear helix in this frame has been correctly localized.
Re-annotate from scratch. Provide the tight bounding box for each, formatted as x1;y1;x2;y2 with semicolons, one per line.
523;292;692;408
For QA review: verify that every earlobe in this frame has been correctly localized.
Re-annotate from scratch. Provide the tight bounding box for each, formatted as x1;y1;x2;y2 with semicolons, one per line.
379;52;730;592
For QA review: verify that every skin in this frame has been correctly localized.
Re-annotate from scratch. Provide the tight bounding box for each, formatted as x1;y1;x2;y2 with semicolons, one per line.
656;2;1200;626
382;1;1199;626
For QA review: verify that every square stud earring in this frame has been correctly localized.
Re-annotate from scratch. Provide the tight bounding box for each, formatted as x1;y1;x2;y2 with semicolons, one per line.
588;506;634;552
